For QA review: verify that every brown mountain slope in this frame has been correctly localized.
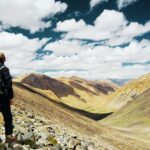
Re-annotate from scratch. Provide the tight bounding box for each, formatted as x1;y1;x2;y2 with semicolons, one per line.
20;73;79;98
14;74;119;113
59;76;119;94
8;82;150;149
95;79;119;93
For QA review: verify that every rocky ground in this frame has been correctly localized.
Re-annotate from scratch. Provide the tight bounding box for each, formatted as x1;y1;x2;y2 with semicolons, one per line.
0;106;109;150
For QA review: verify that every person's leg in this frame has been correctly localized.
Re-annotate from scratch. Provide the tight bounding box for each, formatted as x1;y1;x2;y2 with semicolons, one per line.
1;100;14;136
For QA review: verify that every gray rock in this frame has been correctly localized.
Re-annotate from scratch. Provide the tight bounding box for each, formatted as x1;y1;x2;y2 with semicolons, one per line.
23;131;33;141
51;144;63;150
13;144;24;150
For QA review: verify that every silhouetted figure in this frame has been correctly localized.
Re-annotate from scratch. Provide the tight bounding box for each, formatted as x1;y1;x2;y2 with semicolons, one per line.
0;52;15;144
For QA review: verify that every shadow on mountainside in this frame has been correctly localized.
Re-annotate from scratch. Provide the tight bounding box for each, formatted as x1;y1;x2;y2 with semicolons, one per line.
13;82;113;121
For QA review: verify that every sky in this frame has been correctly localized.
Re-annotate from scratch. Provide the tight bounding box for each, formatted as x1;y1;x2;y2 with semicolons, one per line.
0;0;150;79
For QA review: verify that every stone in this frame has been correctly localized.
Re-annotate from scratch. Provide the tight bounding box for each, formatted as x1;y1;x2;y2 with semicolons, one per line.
51;143;63;150
17;133;24;144
13;144;24;150
27;113;34;119
23;131;33;141
46;135;58;146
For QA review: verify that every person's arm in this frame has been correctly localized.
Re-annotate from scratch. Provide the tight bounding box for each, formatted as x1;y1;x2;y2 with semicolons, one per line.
1;67;14;100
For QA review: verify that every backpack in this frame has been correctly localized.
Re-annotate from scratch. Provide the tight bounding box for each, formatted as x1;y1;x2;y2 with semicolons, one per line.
0;65;6;95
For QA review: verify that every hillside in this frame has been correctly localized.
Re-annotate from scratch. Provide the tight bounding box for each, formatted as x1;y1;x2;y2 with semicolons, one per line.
100;88;150;143
102;73;150;111
13;73;119;113
0;82;149;149
59;76;119;95
101;88;150;127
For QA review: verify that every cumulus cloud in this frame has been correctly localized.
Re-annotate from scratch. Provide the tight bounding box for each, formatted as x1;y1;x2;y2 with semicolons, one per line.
106;21;150;46
117;0;139;9
0;0;67;33
0;31;149;79
41;39;150;79
90;0;109;8
90;0;139;9
44;40;89;56
0;32;48;75
56;10;150;46
56;19;86;32
0;1;149;79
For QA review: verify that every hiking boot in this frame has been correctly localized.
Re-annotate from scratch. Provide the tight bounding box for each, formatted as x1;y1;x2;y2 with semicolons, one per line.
5;134;18;147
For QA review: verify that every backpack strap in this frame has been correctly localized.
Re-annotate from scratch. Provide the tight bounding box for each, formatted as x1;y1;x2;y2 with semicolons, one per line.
0;66;6;94
0;66;6;71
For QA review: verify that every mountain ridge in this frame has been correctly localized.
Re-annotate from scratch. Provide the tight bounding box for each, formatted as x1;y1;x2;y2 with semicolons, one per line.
13;73;119;113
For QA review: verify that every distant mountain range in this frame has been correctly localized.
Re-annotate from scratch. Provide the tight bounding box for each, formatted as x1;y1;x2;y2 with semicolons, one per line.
108;78;131;86
13;74;119;113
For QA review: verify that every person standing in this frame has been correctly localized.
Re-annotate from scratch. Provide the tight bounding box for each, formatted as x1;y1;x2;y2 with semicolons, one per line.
0;52;15;144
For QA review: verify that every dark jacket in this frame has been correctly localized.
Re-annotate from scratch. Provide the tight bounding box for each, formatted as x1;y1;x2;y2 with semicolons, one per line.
0;63;14;100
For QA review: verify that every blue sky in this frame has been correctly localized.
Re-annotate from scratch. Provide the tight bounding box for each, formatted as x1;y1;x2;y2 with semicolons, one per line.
0;0;150;79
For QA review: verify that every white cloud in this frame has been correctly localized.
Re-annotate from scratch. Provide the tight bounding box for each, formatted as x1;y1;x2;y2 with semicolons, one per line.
0;0;67;33
56;10;127;41
56;10;150;46
0;3;149;79
105;40;150;63
94;9;127;31
56;19;86;32
40;39;150;79
106;21;150;46
0;32;48;75
90;0;109;8
0;32;149;79
90;0;139;9
117;0;139;9
44;40;89;56
43;61;150;79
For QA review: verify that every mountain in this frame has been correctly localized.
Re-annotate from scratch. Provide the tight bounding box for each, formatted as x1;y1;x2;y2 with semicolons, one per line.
13;73;119;113
91;78;119;93
1;81;148;149
6;73;150;149
105;73;150;110
14;73;150;114
3;81;106;149
98;73;150;144
100;88;150;143
101;88;150;128
109;78;131;86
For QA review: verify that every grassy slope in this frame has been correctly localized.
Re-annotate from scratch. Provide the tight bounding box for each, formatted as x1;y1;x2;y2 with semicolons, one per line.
57;76;114;113
101;88;150;127
100;88;150;143
55;73;150;114
100;73;150;111
2;82;149;150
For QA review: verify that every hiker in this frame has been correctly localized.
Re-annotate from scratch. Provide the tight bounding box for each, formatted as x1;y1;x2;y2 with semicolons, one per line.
0;52;15;143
